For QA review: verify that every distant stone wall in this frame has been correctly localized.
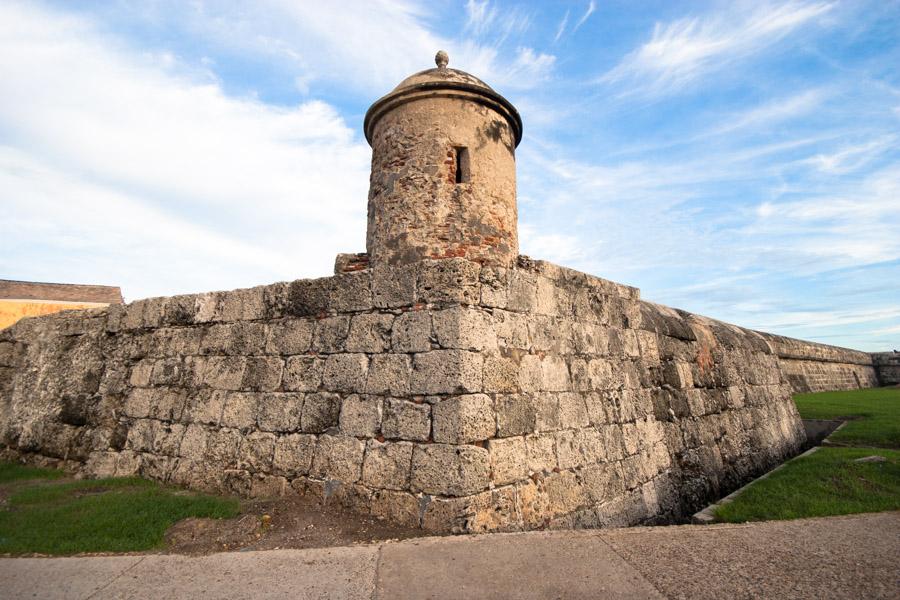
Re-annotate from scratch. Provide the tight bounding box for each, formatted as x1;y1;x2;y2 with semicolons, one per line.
761;334;880;393
0;258;806;532
872;352;900;386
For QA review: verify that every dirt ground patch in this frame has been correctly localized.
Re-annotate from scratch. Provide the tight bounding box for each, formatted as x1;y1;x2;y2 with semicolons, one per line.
164;494;431;554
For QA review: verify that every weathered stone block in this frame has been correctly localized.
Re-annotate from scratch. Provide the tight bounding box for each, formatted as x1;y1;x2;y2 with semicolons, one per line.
257;392;303;432
488;437;527;485
178;424;208;461
411;350;483;394
285;278;331;317
242;357;284;391
123;388;154;419
365;354;411;395
339;394;382;437
381;398;430;441
201;322;267;355
664;361;694;389
203;428;242;467
126;419;157;453
300;392;341;433
221;392;258;431
329;271;373;313
391;311;432;353
239;431;276;472
516;479;550;529
370;490;420;528
433;307;497;351
322;354;369;392
283;356;324;392
311;316;351;353
494;394;537;437
250;475;288;499
517;354;542;392
345;313;394;353
150;358;186;386
581;462;623;504
202;356;247;391
153;423;186;456
432;394;496;444
583;392;609;426
84;452;118;479
272;433;315;477
554;429;581;469
479;266;509;308
265;320;314;355
410;443;490;496
525;433;557;473
544;470;587;518
534;394;561;432
587;359;615;391
557;392;589;429
310;434;365;482
492;310;529;349
151;388;188;421
186;390;226;426
416;259;480;305
361;440;413;490
217;287;266;322
540;356;571;391
129;360;154;387
482;356;519;393
372;264;417;308
507;270;539;312
637;330;660;363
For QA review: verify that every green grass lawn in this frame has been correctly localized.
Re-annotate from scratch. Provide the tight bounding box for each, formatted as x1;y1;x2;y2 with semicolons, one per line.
793;387;900;448
715;447;900;522
715;387;900;523
0;463;240;555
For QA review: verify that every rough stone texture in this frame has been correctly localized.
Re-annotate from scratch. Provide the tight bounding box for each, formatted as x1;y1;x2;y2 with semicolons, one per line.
0;257;837;533
365;70;519;268
871;351;900;386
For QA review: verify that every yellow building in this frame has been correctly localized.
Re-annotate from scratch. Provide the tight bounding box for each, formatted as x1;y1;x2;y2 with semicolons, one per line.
0;279;124;329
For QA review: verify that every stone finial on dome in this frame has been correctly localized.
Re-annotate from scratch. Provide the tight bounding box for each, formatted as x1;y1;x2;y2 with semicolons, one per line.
435;50;449;69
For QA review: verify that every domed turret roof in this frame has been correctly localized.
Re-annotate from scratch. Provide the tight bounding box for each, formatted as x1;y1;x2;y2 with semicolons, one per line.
363;51;522;147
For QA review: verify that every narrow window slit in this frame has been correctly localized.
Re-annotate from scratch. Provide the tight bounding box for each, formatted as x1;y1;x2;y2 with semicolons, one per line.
454;146;470;184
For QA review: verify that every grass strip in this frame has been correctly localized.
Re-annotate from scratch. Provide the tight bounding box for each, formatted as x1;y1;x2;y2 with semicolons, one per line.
0;464;240;555
715;447;900;523
0;462;65;483
793;387;899;448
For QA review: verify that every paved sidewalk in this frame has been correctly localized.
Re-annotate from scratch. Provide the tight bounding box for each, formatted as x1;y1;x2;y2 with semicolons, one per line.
1;512;897;599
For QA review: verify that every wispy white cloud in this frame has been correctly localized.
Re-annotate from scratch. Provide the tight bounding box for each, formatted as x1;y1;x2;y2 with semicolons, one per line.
465;0;498;36
800;135;897;173
753;306;900;332
600;1;834;96
554;10;570;43
573;1;596;33
708;89;825;136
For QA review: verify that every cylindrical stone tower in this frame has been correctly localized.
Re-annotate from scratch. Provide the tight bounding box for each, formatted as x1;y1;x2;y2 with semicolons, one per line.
363;51;522;267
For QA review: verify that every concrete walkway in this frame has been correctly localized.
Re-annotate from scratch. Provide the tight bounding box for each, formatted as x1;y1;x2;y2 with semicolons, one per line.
1;512;897;599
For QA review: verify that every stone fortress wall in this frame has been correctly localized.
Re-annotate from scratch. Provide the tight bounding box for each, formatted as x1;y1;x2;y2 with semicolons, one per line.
761;333;882;393
1;256;827;533
871;352;900;386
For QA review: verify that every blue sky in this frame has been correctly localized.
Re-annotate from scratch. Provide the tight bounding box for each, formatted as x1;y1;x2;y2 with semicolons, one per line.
1;0;898;351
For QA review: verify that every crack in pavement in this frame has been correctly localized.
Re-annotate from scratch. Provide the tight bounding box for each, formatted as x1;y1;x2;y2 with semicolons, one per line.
81;555;147;600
